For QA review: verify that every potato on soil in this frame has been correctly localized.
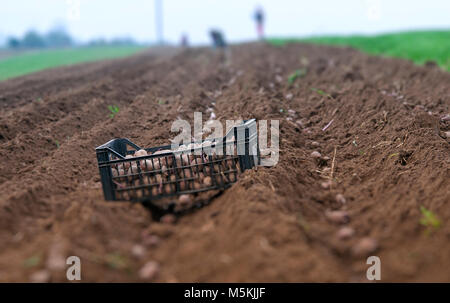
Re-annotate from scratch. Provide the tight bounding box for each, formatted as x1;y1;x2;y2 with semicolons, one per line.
325;210;350;224
160;214;176;224
441;114;450;121
321;180;333;189
30;270;51;283
445;131;450;138
139;261;160;280
336;227;355;240
311;151;322;158
351;237;378;257
46;242;67;271
131;244;146;259
142;234;160;247
335;193;347;204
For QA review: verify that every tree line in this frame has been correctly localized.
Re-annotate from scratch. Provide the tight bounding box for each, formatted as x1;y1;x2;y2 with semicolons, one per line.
7;27;138;49
8;27;73;49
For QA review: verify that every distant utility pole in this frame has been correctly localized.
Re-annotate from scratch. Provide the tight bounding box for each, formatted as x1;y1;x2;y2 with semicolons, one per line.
155;0;163;45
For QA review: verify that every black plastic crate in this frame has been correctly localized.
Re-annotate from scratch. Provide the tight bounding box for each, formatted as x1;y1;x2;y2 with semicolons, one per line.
95;119;259;211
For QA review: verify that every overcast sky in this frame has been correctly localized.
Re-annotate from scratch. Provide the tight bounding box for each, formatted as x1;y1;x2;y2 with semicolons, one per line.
0;0;449;45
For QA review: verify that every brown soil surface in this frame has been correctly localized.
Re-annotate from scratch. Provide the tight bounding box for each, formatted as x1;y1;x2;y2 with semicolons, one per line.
0;43;449;282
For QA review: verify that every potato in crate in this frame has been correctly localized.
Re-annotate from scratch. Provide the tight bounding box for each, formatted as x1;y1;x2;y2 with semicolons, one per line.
96;119;259;212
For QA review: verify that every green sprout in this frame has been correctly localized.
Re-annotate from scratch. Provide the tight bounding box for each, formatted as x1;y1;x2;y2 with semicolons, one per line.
288;68;307;85
388;152;399;159
419;206;441;235
297;213;310;232
157;99;165;105
108;105;120;118
23;255;41;268
105;253;129;270
55;140;60;148
311;87;334;99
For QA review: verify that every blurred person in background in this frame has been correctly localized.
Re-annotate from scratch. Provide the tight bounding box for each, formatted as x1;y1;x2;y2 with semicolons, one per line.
209;29;231;66
253;5;265;40
209;29;226;49
180;33;189;47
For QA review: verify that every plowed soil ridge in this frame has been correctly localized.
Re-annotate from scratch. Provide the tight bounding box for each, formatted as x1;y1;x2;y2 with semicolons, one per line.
0;43;448;282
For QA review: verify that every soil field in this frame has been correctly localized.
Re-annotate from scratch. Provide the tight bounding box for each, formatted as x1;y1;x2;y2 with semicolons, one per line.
0;43;449;282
